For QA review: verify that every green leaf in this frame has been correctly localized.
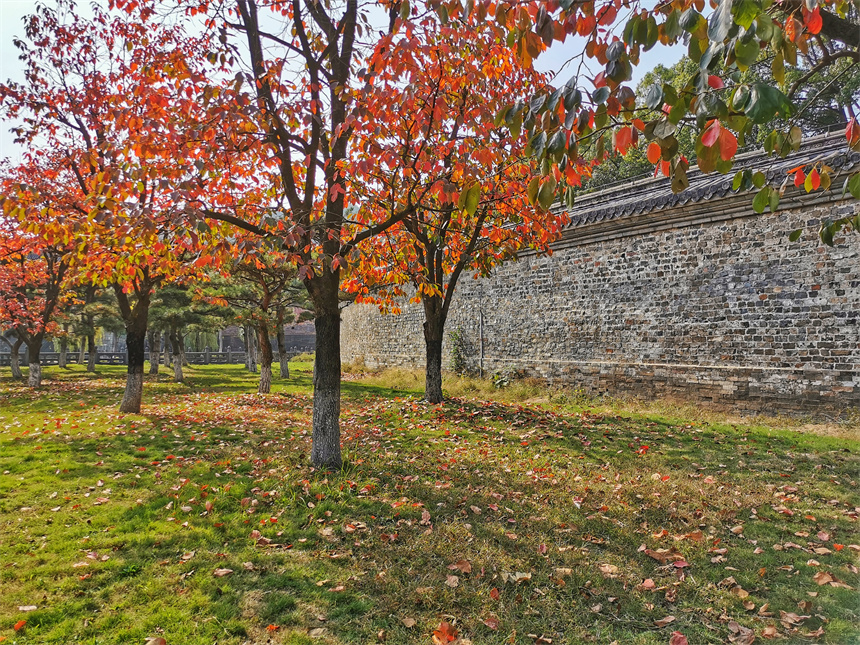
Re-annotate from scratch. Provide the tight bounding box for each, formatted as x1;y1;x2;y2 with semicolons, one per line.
547;130;567;162
708;0;733;42
745;83;792;123
752;186;769;213
734;38;760;70
463;185;480;216
399;0;410;20
537;176;557;210
494;105;511;128
664;9;682;40
752;171;766;188
846;173;860;199
679;8;701;31
788;229;802;242
733;0;759;29
528;131;548;158
527;176;540;205
769;187;780;212
819;220;835;247
592;86;610;105
732;170;745;190
644;84;663;110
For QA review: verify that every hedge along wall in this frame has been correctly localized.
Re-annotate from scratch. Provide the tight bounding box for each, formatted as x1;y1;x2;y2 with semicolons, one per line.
341;138;860;416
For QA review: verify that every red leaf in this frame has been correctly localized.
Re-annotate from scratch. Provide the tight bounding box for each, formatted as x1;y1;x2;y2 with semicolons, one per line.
490;587;500;600
809;168;820;190
804;7;822;34
718;128;738;161
846;118;860;146
669;632;689;645
702;120;720;148
647;141;662;164
707;75;724;89
794;169;806;188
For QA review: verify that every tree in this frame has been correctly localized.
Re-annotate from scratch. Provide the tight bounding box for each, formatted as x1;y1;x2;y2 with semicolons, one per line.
204;255;311;393
345;19;569;402
442;0;858;224
0;162;78;387
0;0;219;410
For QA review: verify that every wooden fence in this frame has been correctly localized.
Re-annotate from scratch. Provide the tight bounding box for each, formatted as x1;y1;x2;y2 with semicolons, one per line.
0;350;308;367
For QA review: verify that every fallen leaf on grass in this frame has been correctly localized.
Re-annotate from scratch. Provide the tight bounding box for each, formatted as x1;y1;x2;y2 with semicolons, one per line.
448;560;472;574
401;617;416;628
144;638;166;645
328;585;346;592
13;621;26;632
761;625;779;639
813;571;853;588
445;574;459;588
598;563;619;577
482;616;500;630
309;627;326;638
644;548;685;564
489;587;500;600
669;632;689;645
727;621;755;645
213;568;233;577
18;606;37;612
502;571;531;583
432;622;458;644
654;616;675;628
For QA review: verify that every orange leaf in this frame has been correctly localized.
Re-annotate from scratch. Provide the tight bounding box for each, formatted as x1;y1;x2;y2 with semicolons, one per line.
647;141;661;164
13;620;26;632
718;128;738;161
432;621;458;644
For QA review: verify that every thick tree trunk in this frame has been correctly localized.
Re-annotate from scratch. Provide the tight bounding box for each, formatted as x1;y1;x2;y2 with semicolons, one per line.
58;326;69;368
170;326;183;383
114;283;152;413
257;322;273;394
276;309;289;379
422;296;446;404
179;329;189;367
10;336;23;380
148;330;160;375
27;334;44;387
308;272;342;469
87;334;96;372
119;313;149;413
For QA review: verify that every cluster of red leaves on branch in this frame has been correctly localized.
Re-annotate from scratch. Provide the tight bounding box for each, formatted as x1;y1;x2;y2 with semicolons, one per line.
426;0;859;218
343;16;571;310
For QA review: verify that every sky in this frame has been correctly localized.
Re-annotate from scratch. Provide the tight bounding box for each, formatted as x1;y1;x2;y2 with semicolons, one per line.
0;0;683;163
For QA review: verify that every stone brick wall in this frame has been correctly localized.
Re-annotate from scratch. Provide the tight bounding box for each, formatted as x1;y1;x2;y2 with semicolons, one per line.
341;192;860;416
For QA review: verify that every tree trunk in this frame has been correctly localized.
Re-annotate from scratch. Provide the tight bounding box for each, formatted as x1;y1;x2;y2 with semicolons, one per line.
245;325;258;373
422;295;446;404
148;330;160;375
119;312;149;413
27;333;44;387
308;274;342;470
179;329;189;367
257;322;273;394
276;308;289;379
10;336;23;380
78;338;86;365
163;332;170;367
87;333;96;372
170;325;184;383
58;325;69;368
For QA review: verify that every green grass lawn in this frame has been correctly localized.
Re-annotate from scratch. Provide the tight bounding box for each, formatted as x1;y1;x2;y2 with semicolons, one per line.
0;363;858;644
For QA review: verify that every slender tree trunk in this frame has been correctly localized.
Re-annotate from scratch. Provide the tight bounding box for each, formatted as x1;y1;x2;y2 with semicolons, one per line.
276;307;289;379
308;274;342;470
422;295;446;404
179;328;189;367
148;330;160;375
58;325;69;368
170;325;183;383
162;332;170;367
10;336;23;380
257;322;273;394
87;333;96;372
26;333;44;388
78;338;86;365
244;325;258;373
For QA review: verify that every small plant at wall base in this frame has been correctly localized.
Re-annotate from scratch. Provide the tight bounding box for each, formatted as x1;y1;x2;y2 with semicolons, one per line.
449;328;470;376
